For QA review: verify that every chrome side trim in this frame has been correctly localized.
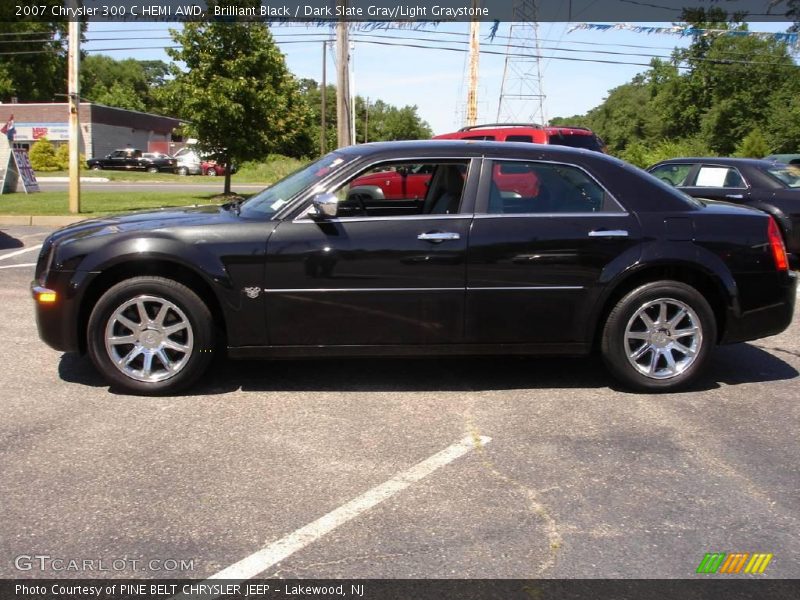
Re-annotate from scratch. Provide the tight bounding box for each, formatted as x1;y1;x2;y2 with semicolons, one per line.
468;286;584;291
294;214;471;224
265;287;463;293
265;286;584;293
474;212;630;219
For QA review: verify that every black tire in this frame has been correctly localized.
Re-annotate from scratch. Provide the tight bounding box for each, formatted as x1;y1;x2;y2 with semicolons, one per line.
87;276;215;395
600;281;717;392
146;166;159;173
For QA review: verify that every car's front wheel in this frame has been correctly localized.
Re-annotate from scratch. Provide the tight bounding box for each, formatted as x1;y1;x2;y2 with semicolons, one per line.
146;166;159;173
205;168;217;177
90;164;102;171
87;277;215;395
176;166;188;176
601;281;716;392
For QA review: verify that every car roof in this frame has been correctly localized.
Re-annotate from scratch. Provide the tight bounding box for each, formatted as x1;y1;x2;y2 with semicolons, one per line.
653;157;780;168
337;139;607;160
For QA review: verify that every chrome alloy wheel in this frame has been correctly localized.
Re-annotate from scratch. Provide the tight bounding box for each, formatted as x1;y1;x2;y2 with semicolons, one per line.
623;298;703;380
104;295;194;383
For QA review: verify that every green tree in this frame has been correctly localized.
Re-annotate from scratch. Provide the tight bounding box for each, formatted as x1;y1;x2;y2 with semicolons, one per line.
0;17;69;102
29;138;60;171
164;4;312;193
81;55;171;113
734;130;771;158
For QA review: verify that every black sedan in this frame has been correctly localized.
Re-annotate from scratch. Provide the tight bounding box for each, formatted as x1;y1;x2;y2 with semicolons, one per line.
648;157;800;256
86;148;176;173
33;141;796;395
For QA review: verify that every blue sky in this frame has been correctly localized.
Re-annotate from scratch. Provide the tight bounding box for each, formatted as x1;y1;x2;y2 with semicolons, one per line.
83;20;795;135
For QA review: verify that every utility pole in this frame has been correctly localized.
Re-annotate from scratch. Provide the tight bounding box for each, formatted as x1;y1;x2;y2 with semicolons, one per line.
466;5;480;127
67;4;80;213
321;40;327;155
336;0;352;148
364;97;369;143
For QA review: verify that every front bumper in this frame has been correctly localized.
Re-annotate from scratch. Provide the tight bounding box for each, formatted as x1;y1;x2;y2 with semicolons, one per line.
31;274;84;353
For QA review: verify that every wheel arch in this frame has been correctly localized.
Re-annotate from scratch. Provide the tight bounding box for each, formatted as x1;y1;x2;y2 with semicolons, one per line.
77;259;227;354
590;261;731;350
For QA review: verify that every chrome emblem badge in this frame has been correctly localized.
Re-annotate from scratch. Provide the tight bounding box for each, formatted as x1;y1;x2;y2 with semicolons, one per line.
243;287;262;299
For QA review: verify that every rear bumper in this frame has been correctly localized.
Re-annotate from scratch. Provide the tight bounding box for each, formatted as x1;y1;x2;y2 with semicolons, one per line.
721;271;797;344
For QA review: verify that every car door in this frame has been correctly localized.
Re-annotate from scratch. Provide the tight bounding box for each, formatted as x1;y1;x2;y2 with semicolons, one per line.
466;158;642;345
264;158;479;347
680;163;751;204
106;150;127;170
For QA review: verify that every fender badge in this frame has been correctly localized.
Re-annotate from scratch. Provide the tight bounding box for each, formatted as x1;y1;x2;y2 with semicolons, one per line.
243;287;262;299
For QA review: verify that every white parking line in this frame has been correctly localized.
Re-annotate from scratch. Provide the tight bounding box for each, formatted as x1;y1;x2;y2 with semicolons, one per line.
0;262;35;270
0;244;42;261
173;435;490;598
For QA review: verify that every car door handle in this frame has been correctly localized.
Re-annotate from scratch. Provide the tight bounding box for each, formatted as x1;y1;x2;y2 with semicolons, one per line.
418;231;460;242
588;229;628;238
725;194;744;200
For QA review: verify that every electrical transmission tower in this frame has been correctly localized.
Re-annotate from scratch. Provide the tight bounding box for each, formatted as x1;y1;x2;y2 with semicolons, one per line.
496;1;547;125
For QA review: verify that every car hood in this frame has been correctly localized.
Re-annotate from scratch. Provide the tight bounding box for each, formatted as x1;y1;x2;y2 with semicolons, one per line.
48;204;239;245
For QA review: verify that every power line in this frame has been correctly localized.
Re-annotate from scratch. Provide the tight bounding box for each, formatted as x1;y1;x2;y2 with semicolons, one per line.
2;32;797;70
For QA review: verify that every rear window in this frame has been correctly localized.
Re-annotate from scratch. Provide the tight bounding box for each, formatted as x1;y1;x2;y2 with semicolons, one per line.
506;134;534;143
765;165;800;188
547;133;603;151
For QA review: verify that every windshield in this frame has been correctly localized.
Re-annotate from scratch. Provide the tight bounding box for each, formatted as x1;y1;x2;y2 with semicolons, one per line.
765;165;800;188
239;152;353;218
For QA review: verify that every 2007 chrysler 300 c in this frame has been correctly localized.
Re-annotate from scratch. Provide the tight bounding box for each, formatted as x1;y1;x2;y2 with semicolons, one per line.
32;141;796;395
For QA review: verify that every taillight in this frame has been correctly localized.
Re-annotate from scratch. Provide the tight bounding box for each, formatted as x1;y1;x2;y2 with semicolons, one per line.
767;217;789;271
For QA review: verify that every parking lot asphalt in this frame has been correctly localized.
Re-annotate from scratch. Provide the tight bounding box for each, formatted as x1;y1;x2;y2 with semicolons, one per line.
1;225;799;580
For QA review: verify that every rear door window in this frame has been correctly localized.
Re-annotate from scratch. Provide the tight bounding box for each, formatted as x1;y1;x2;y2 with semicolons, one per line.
695;166;746;188
484;160;622;214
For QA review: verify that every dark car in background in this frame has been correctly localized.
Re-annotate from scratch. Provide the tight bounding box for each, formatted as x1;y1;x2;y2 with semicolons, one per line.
648;157;800;256
33;141;795;395
86;148;176;173
764;154;800;165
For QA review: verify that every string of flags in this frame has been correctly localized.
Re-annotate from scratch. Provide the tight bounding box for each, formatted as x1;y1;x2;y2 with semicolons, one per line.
568;23;799;47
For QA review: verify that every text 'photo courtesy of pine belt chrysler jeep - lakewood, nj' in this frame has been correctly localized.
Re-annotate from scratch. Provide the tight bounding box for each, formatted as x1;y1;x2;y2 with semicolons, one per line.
32;141;796;395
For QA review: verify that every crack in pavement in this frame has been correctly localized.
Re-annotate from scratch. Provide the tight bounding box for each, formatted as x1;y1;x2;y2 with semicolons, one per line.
465;418;563;577
752;344;800;360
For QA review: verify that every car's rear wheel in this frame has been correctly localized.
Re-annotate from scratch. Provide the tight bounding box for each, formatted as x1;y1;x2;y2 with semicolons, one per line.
205;168;217;177
90;164;102;171
176;166;189;176
87;277;215;395
601;281;716;392
146;166;159;173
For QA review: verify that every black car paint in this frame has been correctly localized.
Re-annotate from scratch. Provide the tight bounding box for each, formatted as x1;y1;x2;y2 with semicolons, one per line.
35;142;796;361
648;157;800;255
86;149;176;172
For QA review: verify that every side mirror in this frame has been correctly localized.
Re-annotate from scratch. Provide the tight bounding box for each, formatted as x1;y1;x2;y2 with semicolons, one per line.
310;192;339;219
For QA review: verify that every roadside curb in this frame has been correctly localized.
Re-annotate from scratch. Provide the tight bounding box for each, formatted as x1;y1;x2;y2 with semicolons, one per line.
0;215;89;227
36;177;111;183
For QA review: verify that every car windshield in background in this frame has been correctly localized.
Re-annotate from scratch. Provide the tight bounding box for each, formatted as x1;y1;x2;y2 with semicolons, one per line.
239;152;353;217
549;134;603;151
765;165;800;188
